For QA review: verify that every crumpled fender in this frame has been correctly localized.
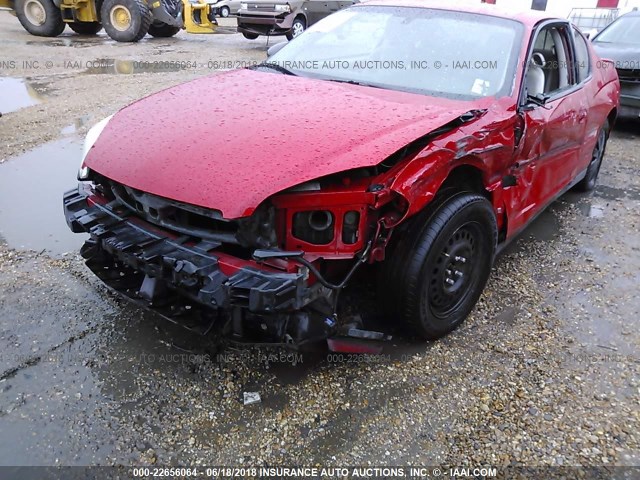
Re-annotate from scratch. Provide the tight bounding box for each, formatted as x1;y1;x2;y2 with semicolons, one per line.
385;100;518;221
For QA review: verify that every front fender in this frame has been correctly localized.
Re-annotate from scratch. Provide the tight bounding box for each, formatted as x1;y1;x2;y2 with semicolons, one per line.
388;115;517;220
390;153;488;220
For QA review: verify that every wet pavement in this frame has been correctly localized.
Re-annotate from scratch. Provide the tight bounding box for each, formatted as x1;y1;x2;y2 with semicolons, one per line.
0;77;44;114
0;138;86;254
0;11;638;468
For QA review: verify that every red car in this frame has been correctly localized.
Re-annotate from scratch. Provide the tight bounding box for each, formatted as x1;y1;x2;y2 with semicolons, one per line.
64;0;619;351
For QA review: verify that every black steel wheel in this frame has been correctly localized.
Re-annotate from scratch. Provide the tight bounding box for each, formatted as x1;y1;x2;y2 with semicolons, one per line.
427;224;484;319
380;193;497;340
576;120;609;192
15;0;65;37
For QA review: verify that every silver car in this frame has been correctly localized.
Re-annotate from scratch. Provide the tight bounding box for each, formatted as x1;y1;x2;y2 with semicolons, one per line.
214;0;242;17
237;0;356;40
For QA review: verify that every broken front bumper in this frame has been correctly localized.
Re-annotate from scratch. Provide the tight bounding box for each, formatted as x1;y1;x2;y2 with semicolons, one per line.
63;186;333;344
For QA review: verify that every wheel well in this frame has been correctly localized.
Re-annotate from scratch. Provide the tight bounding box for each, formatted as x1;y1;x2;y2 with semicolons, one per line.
607;108;617;132
395;164;490;235
435;165;504;241
294;13;305;25
437;165;489;201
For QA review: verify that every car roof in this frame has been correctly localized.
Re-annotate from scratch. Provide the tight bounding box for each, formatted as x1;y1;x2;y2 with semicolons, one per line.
356;0;557;28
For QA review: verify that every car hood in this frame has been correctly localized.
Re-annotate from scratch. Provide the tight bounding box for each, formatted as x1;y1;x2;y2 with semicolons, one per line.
86;69;488;218
592;41;640;64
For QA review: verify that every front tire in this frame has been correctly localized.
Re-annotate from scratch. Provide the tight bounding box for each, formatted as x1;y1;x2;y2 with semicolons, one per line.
68;21;103;35
148;22;180;37
242;31;259;39
219;6;229;17
575;120;609;192
15;0;65;37
381;194;497;340
285;16;305;40
101;0;152;42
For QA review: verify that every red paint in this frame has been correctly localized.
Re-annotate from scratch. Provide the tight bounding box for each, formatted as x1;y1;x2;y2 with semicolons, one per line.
596;0;619;8
85;1;620;262
86;69;478;219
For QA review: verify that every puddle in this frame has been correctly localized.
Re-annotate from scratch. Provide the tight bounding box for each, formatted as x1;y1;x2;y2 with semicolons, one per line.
0;77;45;114
82;58;185;75
0;138;87;255
26;37;103;48
60;115;90;136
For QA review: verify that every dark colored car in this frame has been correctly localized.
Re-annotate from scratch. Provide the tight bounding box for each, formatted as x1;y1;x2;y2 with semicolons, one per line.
237;0;356;40
64;0;619;352
592;11;640;120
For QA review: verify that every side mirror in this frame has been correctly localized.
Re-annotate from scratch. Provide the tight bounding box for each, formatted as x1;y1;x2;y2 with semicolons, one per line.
267;41;287;58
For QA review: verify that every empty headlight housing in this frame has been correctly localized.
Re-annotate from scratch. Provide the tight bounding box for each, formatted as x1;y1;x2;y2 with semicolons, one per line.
274;3;290;12
342;210;360;245
292;210;334;245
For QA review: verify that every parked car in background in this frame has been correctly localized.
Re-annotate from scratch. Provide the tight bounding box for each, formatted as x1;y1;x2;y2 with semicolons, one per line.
213;0;241;17
64;1;619;352
237;0;357;40
592;10;640;120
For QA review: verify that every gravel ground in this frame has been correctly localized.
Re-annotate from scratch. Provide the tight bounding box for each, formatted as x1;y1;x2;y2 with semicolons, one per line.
0;11;639;470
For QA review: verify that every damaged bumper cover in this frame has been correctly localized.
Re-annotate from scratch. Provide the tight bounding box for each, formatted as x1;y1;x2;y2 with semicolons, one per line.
63;186;331;343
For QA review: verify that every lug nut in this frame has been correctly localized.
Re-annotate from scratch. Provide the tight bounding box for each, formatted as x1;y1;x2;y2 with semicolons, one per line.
445;278;455;285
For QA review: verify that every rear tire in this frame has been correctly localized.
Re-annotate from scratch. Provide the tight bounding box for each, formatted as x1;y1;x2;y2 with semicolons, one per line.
101;0;152;42
15;0;65;37
68;21;103;35
380;193;497;340
575;120;609;192
242;31;258;39
219;5;229;17
148;22;180;37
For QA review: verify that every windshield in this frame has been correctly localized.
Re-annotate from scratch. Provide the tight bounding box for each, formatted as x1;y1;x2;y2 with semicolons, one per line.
594;15;640;45
268;6;524;100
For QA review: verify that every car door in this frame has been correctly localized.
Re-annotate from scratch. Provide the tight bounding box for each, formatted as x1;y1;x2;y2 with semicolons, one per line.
337;0;357;9
229;0;242;13
507;21;588;234
304;0;339;26
571;26;603;179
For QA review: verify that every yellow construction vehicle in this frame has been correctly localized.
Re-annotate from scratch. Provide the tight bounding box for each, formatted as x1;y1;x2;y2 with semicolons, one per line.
0;0;217;42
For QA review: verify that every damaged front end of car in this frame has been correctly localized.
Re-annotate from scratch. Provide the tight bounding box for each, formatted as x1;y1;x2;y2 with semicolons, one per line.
63;165;406;352
63;89;495;352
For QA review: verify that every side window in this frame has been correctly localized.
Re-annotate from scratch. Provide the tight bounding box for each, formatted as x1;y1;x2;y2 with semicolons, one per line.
526;24;572;97
572;27;591;83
